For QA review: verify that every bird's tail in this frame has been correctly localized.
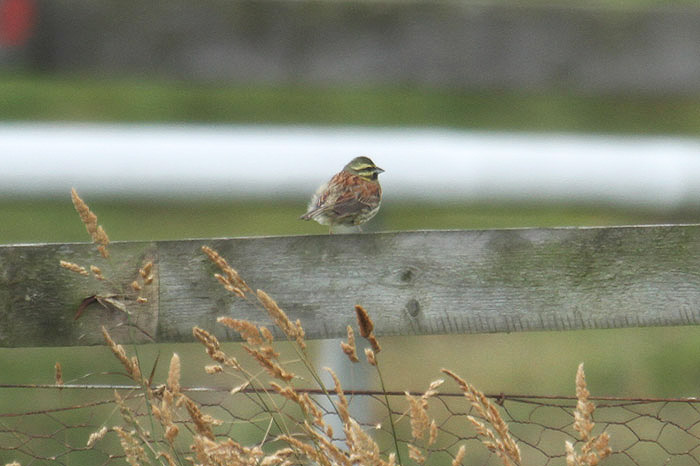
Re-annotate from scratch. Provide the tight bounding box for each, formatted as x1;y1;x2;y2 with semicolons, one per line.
300;207;322;221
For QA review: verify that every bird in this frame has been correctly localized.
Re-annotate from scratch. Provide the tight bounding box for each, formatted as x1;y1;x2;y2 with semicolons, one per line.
300;157;384;233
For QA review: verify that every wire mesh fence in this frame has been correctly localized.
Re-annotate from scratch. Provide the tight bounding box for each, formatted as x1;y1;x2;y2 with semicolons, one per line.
2;382;699;466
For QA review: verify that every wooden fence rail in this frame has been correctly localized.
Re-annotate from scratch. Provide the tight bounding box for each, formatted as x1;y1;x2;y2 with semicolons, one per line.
2;226;700;348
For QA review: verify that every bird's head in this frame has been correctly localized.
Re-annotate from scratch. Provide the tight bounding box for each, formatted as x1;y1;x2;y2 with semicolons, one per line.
344;156;384;181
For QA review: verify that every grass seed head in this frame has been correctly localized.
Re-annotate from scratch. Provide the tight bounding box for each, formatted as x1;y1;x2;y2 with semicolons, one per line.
182;396;216;440
90;265;105;280
354;304;374;338
202;246;249;292
157;451;178;466
205;364;224;374
102;327;142;383
112;426;147;466
60;260;89;276
71;188;110;257
54;362;64;386
574;363;595;441
408;444;426;464
428;420;438;446
341;325;359;363
443;369;521;466
167;353;181;396
406;392;430;440
86;426;108;447
452;445;467;466
365;348;377;366
218;317;263;345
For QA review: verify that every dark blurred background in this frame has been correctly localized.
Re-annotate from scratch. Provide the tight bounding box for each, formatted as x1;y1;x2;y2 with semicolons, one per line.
2;3;700;457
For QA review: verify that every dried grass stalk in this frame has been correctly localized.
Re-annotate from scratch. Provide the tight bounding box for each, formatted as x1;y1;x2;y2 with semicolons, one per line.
86;426;108;447
365;348;377;366
60;260;89;276
354;305;381;353
566;363;612;466
318;369;391;465
269;382;323;427
167;353;181;396
194;436;266;465
257;290;306;350
346;418;385;466
243;345;294;382
408;379;443;449
428;419;438;446
260;448;295;466
354;305;374;338
260;326;274;343
277;433;335;466
139;262;153;278
230;381;250;395
368;334;382;353
71;188;110;258
452;445;467;466
152;354;181;445
201;245;250;293
193;327;241;369
54;362;64;386
114;390;144;434
326;368;350;424
406;392;430;440
443;369;521;466
408;444;426;464
340;325;359;363
112;426;147;466
90;265;105;280
574;363;594;441
157;451;178;466
218;317;263;345
102;327;142;383
182;396;217;440
205;364;223;374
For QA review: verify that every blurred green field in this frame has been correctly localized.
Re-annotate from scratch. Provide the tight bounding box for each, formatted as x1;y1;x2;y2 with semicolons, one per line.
4;73;700;134
2;196;697;245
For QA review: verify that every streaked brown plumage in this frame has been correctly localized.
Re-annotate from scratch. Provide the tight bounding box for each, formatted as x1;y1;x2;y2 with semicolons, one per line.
300;157;384;232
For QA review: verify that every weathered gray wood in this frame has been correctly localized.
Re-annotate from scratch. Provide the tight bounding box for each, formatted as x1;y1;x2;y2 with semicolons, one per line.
2;226;700;347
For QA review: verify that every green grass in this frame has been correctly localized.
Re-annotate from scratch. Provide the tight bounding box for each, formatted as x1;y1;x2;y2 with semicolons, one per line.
4;73;700;134
1;196;695;245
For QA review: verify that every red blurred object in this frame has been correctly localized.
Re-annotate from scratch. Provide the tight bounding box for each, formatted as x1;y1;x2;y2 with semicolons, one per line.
0;0;36;46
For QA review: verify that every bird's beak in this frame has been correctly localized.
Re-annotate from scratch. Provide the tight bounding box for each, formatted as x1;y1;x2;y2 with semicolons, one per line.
376;166;385;173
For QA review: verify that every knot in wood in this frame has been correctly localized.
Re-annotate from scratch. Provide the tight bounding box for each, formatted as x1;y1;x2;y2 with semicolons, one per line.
406;298;420;317
400;267;415;283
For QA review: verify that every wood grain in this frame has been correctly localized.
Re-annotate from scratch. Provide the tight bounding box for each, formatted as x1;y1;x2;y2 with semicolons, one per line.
2;225;700;347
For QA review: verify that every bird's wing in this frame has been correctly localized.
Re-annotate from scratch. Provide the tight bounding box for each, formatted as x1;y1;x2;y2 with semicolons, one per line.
301;173;381;221
325;177;381;218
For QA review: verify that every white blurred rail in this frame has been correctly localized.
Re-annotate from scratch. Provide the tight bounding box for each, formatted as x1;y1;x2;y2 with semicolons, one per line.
2;123;700;207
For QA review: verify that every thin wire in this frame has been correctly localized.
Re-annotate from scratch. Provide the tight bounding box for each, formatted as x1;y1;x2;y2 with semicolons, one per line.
1;383;699;403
